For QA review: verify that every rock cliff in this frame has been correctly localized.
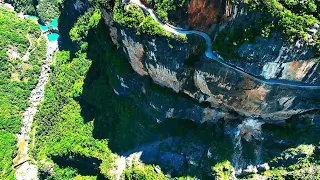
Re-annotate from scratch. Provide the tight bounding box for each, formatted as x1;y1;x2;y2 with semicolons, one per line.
100;0;320;124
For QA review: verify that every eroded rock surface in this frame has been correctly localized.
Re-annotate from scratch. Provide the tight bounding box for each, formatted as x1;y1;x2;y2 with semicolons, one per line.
100;1;319;123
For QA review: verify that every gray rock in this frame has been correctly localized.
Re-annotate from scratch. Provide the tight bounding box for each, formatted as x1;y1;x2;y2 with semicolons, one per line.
257;163;270;172
160;152;185;171
240;165;258;176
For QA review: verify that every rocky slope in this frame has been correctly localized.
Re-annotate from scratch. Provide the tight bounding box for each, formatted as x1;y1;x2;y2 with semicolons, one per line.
99;0;320;124
5;0;317;178
94;2;320;175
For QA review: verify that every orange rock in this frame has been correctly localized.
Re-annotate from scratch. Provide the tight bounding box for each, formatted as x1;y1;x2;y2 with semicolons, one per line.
188;0;233;32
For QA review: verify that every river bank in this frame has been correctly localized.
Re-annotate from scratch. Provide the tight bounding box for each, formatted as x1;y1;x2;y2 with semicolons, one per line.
8;11;59;179
13;35;58;180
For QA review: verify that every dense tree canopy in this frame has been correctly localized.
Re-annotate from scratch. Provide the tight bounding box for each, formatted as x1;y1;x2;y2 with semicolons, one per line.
0;8;45;179
5;0;37;14
37;0;61;22
2;0;320;179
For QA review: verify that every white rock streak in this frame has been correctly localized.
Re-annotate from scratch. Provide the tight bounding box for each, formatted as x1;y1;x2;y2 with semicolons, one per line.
14;38;58;180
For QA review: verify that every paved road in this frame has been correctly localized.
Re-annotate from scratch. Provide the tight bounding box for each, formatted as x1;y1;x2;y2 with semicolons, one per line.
130;0;320;89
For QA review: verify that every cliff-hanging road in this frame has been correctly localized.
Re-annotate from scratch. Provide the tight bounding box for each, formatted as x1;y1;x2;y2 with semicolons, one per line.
129;0;320;89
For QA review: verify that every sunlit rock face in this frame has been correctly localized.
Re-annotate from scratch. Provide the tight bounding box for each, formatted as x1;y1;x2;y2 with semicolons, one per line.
100;1;320;123
238;119;264;142
188;0;233;32
163;0;320;84
193;57;319;119
231;36;319;84
261;60;320;84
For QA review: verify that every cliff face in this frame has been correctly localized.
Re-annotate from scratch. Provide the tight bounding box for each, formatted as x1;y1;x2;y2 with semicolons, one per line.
101;8;223;124
230;35;320;84
54;0;320;177
210;0;320;84
177;0;320;84
188;0;232;32
101;0;319;124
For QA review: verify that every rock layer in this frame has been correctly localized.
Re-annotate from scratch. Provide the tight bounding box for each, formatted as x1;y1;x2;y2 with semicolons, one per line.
101;1;320;123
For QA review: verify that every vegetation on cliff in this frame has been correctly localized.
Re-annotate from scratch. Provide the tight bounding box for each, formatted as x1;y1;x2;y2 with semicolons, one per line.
0;8;44;179
212;26;259;59
5;0;61;22
5;0;36;14
70;8;102;50
240;144;320;179
146;0;187;23
211;0;320;59
0;131;16;179
30;8;114;179
124;163;168;180
249;0;319;43
113;0;187;40
211;161;235;180
32;50;115;178
37;0;61;22
114;0;170;37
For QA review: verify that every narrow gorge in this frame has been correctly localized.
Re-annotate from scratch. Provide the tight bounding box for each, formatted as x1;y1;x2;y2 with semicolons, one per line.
14;35;58;180
1;0;320;179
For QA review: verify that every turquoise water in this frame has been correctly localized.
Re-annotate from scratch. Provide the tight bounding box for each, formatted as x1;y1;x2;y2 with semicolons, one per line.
49;18;58;29
48;33;59;42
40;25;49;31
26;16;58;31
26;15;59;41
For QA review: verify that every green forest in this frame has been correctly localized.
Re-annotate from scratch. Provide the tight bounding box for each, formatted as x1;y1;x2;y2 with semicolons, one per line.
0;8;44;179
1;0;320;179
5;0;61;22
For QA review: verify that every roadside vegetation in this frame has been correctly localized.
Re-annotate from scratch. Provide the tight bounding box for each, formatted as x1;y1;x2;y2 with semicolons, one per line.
147;0;187;23
213;0;320;59
113;0;187;40
248;0;319;43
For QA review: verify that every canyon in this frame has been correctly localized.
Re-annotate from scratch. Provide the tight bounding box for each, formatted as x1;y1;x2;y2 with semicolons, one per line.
2;0;320;179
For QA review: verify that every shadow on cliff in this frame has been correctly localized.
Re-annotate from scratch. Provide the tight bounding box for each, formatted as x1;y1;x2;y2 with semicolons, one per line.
58;0;92;58
51;1;235;178
56;15;320;178
68;18;221;178
51;155;101;176
76;19;214;152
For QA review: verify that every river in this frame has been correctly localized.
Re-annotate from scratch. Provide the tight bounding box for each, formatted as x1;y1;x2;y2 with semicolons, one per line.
13;14;59;180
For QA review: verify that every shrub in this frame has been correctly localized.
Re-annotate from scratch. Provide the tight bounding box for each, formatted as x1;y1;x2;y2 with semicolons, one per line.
211;161;235;180
37;0;61;22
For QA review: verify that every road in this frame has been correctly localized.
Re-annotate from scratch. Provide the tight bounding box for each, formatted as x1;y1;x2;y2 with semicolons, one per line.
130;0;320;89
